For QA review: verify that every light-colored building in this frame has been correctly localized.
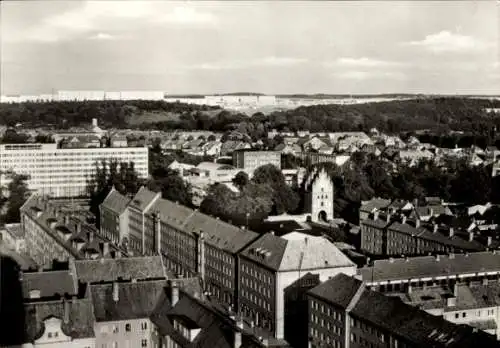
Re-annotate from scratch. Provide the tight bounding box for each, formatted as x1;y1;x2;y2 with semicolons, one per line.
100;187;131;245
233;150;281;171
0;143;148;197
303;167;334;222
238;231;357;340
58;90;106;101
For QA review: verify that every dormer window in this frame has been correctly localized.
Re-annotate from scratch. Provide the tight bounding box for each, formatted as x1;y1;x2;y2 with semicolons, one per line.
29;289;41;299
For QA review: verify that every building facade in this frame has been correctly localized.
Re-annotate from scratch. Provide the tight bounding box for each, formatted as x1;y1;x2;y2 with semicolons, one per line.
0;143;148;197
233;151;281;171
100;188;131;245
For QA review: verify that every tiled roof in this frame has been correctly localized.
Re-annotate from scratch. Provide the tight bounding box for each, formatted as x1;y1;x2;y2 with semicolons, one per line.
360;198;391;213
239;233;288;271
4;223;24;238
90;280;166;322
308;273;364;308
24;298;95;341
72;256;165;284
101;188;131;215
150;198;260;254
279;232;355;271
361;218;389;229
240;232;355;272
351;289;477;347
358;251;500;283
129;186;160;212
22;270;77;299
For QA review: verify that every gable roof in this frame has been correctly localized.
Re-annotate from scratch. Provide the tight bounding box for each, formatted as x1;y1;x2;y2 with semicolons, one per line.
360;198;391;213
22;270;77;299
101;188;131;215
308;273;364;309
72;256;165;284
129;186;161;212
90;280;167;322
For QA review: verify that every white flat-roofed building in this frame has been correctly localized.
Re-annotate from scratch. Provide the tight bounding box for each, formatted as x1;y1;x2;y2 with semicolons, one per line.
0;143;148;197
58;90;106;101
118;90;164;100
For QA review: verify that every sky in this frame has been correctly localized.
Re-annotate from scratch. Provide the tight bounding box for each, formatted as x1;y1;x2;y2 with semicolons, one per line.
1;1;499;95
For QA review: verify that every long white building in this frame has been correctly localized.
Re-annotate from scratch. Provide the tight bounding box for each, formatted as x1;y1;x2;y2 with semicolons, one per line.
0;143;148;197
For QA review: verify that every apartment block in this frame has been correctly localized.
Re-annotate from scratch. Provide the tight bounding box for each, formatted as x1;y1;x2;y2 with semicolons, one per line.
307;274;499;348
0;143;148;197
100;187;131;245
233;150;281;171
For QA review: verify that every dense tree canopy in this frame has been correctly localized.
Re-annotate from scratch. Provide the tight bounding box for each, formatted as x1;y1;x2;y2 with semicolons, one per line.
1;173;30;223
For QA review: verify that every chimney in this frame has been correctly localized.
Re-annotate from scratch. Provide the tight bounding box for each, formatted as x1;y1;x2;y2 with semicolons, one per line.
433;223;438;233
64;214;70;226
407;284;412;294
373;210;379;220
386;212;391;223
448;227;454;238
487;236;492;247
63;298;70;324
447;296;456;307
197;230;205;281
415;218;420;228
482;278;488;286
453;283;458;297
429;207;434;217
413;198;418;208
401;215;407;224
88;231;94;242
171;280;179;306
234;318;244;348
435;255;440;262
76;222;82;233
469;232;474;242
112;281;119;302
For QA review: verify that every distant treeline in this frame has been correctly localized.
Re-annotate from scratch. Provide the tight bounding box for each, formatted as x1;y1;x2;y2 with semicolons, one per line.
2;98;500;144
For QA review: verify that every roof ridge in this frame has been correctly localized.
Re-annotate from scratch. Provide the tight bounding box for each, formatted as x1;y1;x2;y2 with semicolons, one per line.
346;281;366;312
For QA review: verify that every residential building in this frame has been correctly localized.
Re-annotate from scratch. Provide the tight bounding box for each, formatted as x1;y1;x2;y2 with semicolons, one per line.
238;231;357;341
233;150;282;171
127;187;161;255
151;280;288;348
90;279;166;348
0;143;148;197
307;273;499;348
100;187;131;245
358;251;500;293
20;194;119;269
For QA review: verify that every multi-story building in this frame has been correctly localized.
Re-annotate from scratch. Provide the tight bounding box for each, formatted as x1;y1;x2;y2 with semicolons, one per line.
100;187;131;245
90;279;166;348
126;187;161;255
358;251;500;293
150;280;286;348
143;194;260;309
20;194;120;269
233;150;281;171
359;214;494;257
238;231;357;341
307;273;498;348
0;143;148;197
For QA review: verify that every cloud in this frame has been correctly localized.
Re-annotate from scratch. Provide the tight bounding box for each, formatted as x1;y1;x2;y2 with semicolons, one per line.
18;2;216;42
88;32;116;41
335;71;406;80
404;31;492;53
189;56;307;70
328;57;404;68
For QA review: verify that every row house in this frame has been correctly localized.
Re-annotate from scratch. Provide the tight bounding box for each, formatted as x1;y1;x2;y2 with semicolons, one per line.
358;251;500;294
307;273;498;348
238;231;357;342
20;194;118;269
100;187;131;245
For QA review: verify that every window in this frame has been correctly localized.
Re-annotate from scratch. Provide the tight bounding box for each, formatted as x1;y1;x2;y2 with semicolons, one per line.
48;332;52;338
141;322;148;330
125;323;131;332
141;339;148;347
455;313;459;319
113;325;119;333
462;312;466;318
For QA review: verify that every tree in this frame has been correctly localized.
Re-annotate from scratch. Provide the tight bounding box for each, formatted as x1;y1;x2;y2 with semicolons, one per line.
86;160;142;227
1;129;29;144
147;169;193;207
2;173;29;223
207;134;216;141
232;171;249;190
252;164;300;214
200;183;236;219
